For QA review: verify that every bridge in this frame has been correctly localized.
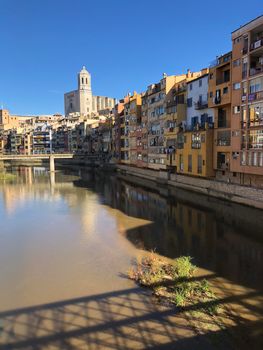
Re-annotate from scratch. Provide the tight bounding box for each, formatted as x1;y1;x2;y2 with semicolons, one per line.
0;154;74;172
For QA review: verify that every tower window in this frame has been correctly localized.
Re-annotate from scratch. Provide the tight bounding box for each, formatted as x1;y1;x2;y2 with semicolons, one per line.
82;77;84;84
86;78;88;84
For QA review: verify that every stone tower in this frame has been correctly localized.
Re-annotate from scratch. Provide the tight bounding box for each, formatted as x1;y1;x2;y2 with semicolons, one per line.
78;66;93;115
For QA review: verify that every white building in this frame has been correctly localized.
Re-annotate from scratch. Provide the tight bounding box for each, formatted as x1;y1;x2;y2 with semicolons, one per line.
64;66;116;117
186;73;214;129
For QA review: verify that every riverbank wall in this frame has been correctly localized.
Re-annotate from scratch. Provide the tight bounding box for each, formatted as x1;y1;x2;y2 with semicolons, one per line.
116;164;263;210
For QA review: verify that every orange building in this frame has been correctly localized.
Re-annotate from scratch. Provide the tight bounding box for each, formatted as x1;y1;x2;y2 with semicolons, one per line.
208;52;232;180
231;15;263;187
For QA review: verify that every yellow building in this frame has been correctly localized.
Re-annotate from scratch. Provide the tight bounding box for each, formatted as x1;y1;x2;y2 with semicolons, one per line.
164;70;202;169
176;128;214;177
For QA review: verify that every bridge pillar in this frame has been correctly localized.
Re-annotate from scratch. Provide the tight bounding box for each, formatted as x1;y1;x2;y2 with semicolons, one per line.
49;155;55;172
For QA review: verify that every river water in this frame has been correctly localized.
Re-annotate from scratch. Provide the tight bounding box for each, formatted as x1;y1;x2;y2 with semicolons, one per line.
0;166;262;349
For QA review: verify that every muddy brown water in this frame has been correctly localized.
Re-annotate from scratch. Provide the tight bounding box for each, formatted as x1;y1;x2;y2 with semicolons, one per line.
0;166;262;349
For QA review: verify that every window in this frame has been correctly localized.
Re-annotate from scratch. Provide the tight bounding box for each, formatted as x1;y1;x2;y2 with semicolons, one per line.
248;129;263;149
191;133;201;149
191;116;199;129
234;37;241;44
199;79;202;87
223;70;230;82
242;57;248;79
189;83;192;91
223;87;228;94
217;130;231;146
233;83;241;90
210;73;214;79
233;106;240;114
233;59;241;67
188;155;192;172
253;152;257;166
187;98;193;107
249;77;263;94
259;152;263;166
249;103;263;127
218;108;227;128
209;92;213;98
241;152;246;165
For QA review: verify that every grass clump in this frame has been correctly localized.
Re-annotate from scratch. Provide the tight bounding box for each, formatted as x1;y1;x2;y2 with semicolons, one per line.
128;253;218;315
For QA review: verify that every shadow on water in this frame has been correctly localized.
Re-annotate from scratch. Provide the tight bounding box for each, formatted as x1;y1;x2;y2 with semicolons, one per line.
0;285;263;349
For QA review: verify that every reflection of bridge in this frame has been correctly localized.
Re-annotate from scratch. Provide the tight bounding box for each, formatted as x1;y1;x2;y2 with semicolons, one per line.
0;154;74;172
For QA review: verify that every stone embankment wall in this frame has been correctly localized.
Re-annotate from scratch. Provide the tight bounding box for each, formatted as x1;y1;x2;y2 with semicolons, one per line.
117;165;263;210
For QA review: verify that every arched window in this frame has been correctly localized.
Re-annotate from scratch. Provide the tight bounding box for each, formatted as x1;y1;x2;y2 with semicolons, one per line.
86;78;88;84
82;77;84;84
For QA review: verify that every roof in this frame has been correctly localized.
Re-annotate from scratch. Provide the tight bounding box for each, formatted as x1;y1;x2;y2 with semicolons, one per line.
79;65;90;74
232;14;263;34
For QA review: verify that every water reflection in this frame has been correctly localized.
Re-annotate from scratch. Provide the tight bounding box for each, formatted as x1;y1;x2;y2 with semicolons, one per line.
75;170;263;292
1;166;263;296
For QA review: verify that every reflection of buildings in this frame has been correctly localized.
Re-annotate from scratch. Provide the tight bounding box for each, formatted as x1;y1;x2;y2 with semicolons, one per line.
1;167;263;291
89;174;263;291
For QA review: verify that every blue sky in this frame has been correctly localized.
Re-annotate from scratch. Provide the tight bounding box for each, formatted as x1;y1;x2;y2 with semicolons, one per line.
0;0;262;115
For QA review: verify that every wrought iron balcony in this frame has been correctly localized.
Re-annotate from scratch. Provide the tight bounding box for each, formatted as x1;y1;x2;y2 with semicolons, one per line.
194;101;208;110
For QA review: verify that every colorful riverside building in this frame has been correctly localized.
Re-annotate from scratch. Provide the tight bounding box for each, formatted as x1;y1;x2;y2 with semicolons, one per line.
144;72;200;170
120;92;141;166
230;15;263;187
176;69;215;177
208;51;232;179
163;71;202;171
146;74;179;170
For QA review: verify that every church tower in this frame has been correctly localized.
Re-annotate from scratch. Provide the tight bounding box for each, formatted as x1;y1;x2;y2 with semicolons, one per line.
78;66;93;116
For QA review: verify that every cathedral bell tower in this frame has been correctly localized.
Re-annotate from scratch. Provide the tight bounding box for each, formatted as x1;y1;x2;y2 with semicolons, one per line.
78;66;91;91
78;66;93;116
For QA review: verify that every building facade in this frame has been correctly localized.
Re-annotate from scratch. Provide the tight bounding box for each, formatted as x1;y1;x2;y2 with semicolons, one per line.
231;15;263;186
208;52;232;179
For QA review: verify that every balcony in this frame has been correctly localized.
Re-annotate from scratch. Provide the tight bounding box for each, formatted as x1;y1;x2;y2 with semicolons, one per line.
248;90;263;102
216;77;230;85
250;39;263;51
216;130;231;146
250;66;263;77
194;100;208;110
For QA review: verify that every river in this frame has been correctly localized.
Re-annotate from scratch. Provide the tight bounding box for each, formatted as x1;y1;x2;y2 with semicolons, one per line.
0;166;262;349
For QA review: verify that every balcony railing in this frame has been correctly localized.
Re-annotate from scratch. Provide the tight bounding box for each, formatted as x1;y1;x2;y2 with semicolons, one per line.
216;78;230;85
194;101;208;110
248;90;263;102
250;39;263;51
249;66;263;77
217;139;231;146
